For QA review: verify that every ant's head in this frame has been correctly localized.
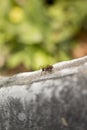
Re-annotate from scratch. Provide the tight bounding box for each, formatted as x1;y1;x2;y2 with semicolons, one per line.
42;67;45;71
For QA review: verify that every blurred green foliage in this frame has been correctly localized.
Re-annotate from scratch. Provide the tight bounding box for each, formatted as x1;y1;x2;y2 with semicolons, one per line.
0;0;87;71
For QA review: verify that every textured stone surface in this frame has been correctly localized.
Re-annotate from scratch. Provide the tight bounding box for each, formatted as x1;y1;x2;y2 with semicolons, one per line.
0;61;87;130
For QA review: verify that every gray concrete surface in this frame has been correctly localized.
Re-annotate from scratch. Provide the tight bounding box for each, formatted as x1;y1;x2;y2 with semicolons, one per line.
0;56;87;130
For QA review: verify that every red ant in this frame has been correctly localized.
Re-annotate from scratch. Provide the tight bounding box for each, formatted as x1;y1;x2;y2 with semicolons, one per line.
42;65;53;72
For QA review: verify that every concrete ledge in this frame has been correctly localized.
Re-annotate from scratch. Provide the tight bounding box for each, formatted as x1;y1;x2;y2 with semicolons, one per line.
0;56;87;130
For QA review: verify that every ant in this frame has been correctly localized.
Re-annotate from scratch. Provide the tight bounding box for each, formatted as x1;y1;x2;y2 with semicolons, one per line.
42;65;53;72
